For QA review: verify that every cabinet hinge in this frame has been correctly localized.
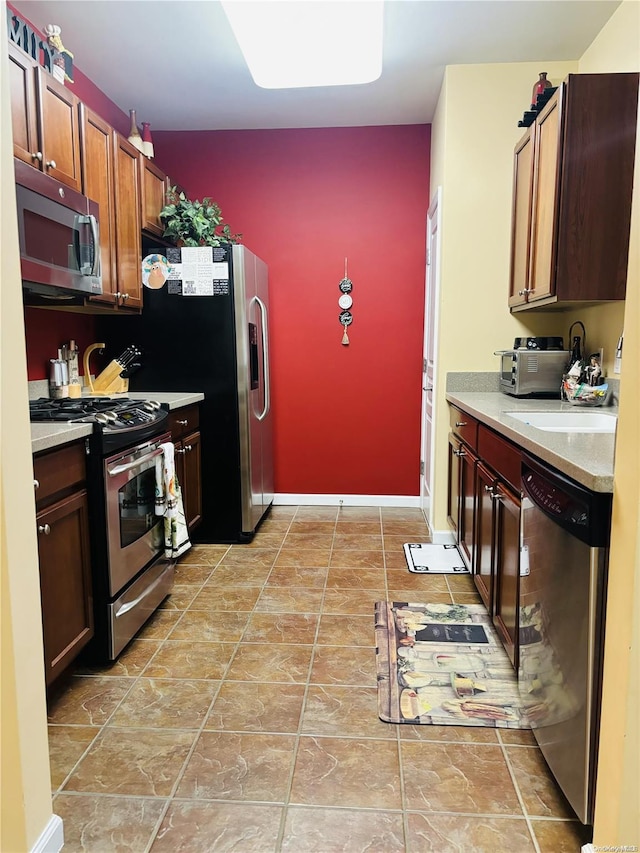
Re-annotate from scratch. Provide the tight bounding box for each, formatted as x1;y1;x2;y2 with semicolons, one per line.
420;459;425;475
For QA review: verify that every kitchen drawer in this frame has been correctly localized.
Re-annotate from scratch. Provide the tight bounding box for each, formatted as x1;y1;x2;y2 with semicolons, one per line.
477;424;521;493
33;441;86;506
168;405;200;440
449;405;478;450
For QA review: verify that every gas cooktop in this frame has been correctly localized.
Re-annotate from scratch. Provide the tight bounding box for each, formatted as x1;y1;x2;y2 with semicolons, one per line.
29;397;164;429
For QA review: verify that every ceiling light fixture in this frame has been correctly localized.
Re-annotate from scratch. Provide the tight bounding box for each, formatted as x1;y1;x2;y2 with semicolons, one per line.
221;1;384;89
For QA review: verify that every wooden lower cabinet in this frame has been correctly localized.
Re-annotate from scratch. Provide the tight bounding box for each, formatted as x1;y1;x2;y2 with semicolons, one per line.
474;461;496;613
492;482;521;668
168;404;202;534
176;430;202;533
36;489;93;686
448;405;523;668
34;441;94;685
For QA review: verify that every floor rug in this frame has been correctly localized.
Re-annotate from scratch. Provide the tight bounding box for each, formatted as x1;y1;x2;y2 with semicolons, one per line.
403;542;469;574
375;601;531;728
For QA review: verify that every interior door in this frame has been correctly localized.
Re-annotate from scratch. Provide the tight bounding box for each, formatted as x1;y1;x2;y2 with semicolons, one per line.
420;188;442;526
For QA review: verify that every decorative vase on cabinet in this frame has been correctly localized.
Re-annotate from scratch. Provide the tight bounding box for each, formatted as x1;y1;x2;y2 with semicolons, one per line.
531;72;552;108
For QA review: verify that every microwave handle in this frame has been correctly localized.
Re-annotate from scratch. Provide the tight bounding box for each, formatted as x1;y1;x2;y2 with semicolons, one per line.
494;350;514;356
73;214;100;276
89;214;100;277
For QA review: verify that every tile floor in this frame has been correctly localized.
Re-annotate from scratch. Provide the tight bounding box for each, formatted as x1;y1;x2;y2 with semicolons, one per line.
47;506;592;852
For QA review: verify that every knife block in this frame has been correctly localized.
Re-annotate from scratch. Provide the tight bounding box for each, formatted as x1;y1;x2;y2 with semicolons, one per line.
91;360;125;395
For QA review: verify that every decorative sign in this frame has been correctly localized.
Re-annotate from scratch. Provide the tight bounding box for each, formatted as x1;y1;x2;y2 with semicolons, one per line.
339;310;353;326
338;293;353;310
339;277;353;293
7;10;74;82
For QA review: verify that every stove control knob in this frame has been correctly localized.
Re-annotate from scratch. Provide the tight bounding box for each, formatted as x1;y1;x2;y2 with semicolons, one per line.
147;400;161;410
104;411;118;422
95;413;109;424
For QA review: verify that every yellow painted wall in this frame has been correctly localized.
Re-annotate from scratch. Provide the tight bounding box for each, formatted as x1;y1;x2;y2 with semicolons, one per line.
430;2;639;843
579;2;639;844
0;5;56;850
430;59;577;536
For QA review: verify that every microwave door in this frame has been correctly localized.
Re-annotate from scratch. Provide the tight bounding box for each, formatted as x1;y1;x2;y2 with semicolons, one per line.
16;171;102;295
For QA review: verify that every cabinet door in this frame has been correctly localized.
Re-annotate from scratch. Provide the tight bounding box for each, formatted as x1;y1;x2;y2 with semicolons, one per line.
36;67;82;191
528;93;561;305
113;134;142;309
141;158;167;237
36;490;93;686
474;462;496;613
492;482;521;668
447;433;461;537
508;127;534;308
8;42;39;167
181;430;202;532
458;444;477;570
80;106;117;304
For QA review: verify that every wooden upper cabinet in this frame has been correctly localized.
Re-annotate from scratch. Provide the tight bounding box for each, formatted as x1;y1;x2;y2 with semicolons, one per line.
113;134;142;310
141;158;168;237
508;127;534;309
509;72;639;312
9;42;82;192
8;42;39;166
37;67;82;191
528;95;561;305
80;105;117;305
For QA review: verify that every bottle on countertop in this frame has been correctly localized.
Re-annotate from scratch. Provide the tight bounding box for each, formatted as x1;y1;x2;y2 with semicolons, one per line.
66;340;82;397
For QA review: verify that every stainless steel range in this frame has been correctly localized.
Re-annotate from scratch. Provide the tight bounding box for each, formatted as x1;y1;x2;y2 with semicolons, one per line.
29;397;175;659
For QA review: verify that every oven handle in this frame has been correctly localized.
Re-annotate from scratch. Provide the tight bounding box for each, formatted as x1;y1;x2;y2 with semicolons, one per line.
107;446;164;477
114;563;170;617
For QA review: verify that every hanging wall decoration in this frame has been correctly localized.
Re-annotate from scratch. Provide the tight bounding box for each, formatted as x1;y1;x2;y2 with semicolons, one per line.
339;259;353;345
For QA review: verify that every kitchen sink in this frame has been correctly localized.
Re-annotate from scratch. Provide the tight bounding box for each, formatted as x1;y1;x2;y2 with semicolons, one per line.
505;411;617;433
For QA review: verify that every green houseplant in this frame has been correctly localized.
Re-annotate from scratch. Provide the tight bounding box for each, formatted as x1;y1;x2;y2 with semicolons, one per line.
159;186;242;247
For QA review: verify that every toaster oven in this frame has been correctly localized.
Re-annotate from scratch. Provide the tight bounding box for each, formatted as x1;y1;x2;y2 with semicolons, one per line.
496;342;569;397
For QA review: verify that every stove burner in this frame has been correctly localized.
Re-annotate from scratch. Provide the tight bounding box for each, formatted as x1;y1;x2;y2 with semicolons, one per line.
29;397;136;421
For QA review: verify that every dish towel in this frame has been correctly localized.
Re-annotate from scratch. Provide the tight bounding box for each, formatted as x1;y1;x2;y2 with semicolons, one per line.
155;442;191;559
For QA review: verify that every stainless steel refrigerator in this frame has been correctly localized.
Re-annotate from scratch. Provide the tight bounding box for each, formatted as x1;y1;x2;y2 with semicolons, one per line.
99;243;273;542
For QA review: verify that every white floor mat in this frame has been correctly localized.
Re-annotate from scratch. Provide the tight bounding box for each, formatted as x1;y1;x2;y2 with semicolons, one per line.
403;542;469;574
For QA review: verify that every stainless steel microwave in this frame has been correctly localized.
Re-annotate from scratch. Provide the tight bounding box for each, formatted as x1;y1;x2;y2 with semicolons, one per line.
496;348;569;397
14;159;102;298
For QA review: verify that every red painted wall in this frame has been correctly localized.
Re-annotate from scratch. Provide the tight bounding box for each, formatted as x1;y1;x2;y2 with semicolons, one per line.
154;126;430;496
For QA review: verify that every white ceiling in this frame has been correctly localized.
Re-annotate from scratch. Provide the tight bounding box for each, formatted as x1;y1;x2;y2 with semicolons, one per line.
11;0;622;130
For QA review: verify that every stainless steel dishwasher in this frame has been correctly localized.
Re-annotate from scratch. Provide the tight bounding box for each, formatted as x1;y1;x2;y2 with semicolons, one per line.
518;454;612;825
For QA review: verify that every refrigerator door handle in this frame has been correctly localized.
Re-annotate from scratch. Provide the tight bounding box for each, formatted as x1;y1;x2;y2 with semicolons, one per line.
254;295;270;421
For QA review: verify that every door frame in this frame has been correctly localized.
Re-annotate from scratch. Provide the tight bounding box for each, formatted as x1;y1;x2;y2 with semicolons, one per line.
420;187;442;530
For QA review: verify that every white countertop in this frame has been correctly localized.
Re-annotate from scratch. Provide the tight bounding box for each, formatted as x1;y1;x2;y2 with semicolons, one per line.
30;391;205;454
446;391;617;493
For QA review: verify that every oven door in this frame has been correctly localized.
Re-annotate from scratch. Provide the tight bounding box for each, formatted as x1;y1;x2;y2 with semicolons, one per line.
104;432;171;596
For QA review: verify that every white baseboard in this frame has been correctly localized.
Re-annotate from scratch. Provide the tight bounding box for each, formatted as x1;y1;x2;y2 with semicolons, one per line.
273;494;421;508
430;529;456;544
31;814;63;853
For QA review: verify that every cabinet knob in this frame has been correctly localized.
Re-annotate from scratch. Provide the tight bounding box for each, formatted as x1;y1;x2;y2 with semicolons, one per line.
484;484;495;494
185;444;192;452
31;151;43;162
455;421;467;427
38;523;51;535
34;479;40;490
121;293;130;301
175;447;187;455
518;289;525;296
453;448;466;457
177;419;188;426
45;159;57;170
